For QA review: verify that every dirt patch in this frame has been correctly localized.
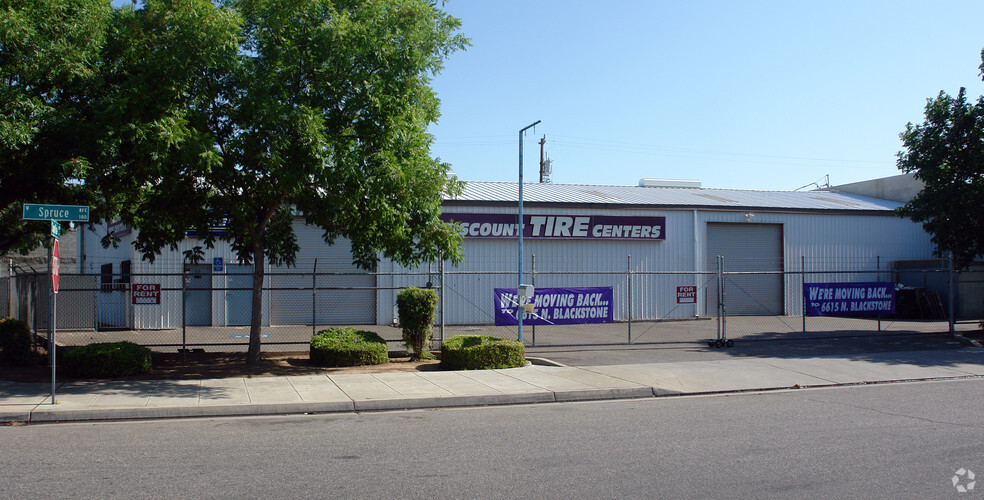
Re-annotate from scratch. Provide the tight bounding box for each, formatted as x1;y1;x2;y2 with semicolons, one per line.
0;351;441;383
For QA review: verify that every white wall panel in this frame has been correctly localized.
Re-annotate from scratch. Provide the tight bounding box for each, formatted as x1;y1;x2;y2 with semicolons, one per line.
270;222;375;325
84;206;939;328
697;210;935;315
437;207;698;323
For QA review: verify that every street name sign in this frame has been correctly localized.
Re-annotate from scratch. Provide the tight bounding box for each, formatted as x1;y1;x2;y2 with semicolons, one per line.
23;203;90;222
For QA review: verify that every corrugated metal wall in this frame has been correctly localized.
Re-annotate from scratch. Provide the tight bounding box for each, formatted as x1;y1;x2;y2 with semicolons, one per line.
270;228;376;326
77;206;939;327
697;210;937;315
83;222;275;329
434;207;700;324
432;207;938;324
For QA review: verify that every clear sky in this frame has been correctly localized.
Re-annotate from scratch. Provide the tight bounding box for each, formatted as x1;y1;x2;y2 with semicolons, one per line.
427;1;984;191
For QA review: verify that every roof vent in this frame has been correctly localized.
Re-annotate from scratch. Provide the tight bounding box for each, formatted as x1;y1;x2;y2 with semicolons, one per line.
638;178;701;188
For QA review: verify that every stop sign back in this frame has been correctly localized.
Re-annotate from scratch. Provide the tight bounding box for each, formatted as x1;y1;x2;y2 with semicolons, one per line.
52;239;60;294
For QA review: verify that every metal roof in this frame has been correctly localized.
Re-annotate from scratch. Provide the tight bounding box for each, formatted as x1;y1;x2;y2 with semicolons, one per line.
444;181;903;212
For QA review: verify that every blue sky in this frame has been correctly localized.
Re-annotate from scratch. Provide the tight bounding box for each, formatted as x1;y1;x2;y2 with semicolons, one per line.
427;1;984;190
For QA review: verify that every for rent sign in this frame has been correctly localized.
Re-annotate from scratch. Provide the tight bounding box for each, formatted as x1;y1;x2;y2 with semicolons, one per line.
676;286;696;304
441;213;665;241
804;282;895;316
132;284;161;305
494;287;614;326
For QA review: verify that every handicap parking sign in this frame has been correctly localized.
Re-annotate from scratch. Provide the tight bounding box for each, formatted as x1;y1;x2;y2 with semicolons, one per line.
213;257;223;272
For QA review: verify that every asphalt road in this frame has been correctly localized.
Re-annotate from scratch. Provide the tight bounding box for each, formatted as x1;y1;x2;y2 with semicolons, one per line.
3;378;983;498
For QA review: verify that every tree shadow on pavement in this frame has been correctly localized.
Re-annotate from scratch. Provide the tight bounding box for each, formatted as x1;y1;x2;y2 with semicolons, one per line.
696;330;984;368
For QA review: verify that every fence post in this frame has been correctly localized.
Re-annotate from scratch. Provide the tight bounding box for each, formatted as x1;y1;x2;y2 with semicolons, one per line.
627;255;632;344
948;251;955;334
801;256;806;332
7;259;12;319
32;275;38;341
716;256;721;341
531;254;536;347
181;263;188;362
439;256;445;343
312;259;318;338
717;255;727;342
877;256;881;332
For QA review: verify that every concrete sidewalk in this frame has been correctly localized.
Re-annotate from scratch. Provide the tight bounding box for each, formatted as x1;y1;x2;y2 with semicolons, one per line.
2;347;983;424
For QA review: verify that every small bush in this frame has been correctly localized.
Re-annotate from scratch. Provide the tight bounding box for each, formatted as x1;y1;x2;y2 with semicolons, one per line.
0;317;36;366
397;287;438;361
441;335;526;370
62;341;152;378
310;327;389;367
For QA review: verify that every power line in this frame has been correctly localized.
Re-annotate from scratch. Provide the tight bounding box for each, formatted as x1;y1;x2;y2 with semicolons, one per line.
549;134;887;165
433;133;890;167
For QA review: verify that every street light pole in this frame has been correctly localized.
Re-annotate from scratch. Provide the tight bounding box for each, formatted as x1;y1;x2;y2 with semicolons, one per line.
518;120;540;342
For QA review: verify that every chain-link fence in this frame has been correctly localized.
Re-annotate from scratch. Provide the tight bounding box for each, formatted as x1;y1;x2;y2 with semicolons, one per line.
439;260;977;347
5;256;980;352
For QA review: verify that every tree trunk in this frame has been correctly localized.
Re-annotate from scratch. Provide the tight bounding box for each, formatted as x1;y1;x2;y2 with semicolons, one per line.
246;241;265;366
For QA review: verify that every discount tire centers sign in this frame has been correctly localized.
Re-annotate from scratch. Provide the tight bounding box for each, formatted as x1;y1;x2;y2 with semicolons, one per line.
493;287;614;325
803;282;895;316
441;213;665;240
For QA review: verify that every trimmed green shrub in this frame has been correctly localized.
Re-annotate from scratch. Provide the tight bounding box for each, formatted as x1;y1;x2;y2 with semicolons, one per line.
61;341;152;378
310;327;389;367
0;317;36;366
441;335;526;370
396;287;438;361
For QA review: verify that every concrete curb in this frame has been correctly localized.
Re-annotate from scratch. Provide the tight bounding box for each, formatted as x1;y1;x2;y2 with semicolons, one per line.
8;375;984;424
6;346;984;424
0;410;32;423
526;357;567;367
27;401;359;423
12;386;666;424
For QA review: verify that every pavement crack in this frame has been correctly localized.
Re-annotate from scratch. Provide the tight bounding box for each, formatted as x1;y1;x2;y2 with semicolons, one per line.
799;396;984;429
760;361;839;384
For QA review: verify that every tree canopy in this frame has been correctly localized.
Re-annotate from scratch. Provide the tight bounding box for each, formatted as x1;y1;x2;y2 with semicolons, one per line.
0;0;110;253
897;49;984;268
3;0;468;364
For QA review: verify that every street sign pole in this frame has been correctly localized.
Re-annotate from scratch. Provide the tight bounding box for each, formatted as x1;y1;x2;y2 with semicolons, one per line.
20;203;89;405
50;236;59;405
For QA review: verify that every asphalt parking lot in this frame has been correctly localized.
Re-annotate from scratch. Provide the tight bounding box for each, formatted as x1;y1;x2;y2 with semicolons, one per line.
50;316;977;366
524;331;974;366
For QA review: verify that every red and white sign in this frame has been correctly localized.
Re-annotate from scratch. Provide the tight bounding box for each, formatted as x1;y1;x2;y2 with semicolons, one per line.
676;285;696;304
132;284;161;305
52;239;60;294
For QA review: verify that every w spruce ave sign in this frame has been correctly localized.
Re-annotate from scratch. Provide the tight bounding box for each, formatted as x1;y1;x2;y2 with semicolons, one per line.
23;203;90;222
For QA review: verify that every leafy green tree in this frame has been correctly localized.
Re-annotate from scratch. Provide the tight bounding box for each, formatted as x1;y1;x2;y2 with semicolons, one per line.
897;49;984;268
0;0;110;253
93;0;466;365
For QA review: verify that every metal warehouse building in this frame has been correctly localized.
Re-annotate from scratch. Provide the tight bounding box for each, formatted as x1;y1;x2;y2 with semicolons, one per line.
80;176;938;330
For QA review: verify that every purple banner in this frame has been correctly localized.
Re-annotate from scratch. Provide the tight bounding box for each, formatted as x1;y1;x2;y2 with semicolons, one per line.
441;213;665;240
803;282;895;316
493;287;614;326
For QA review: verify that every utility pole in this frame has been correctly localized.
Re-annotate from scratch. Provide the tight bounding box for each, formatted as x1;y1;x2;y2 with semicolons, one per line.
539;135;546;183
518;120;540;342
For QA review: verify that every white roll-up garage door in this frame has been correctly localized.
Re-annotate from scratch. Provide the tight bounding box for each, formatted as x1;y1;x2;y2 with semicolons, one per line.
706;223;783;316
